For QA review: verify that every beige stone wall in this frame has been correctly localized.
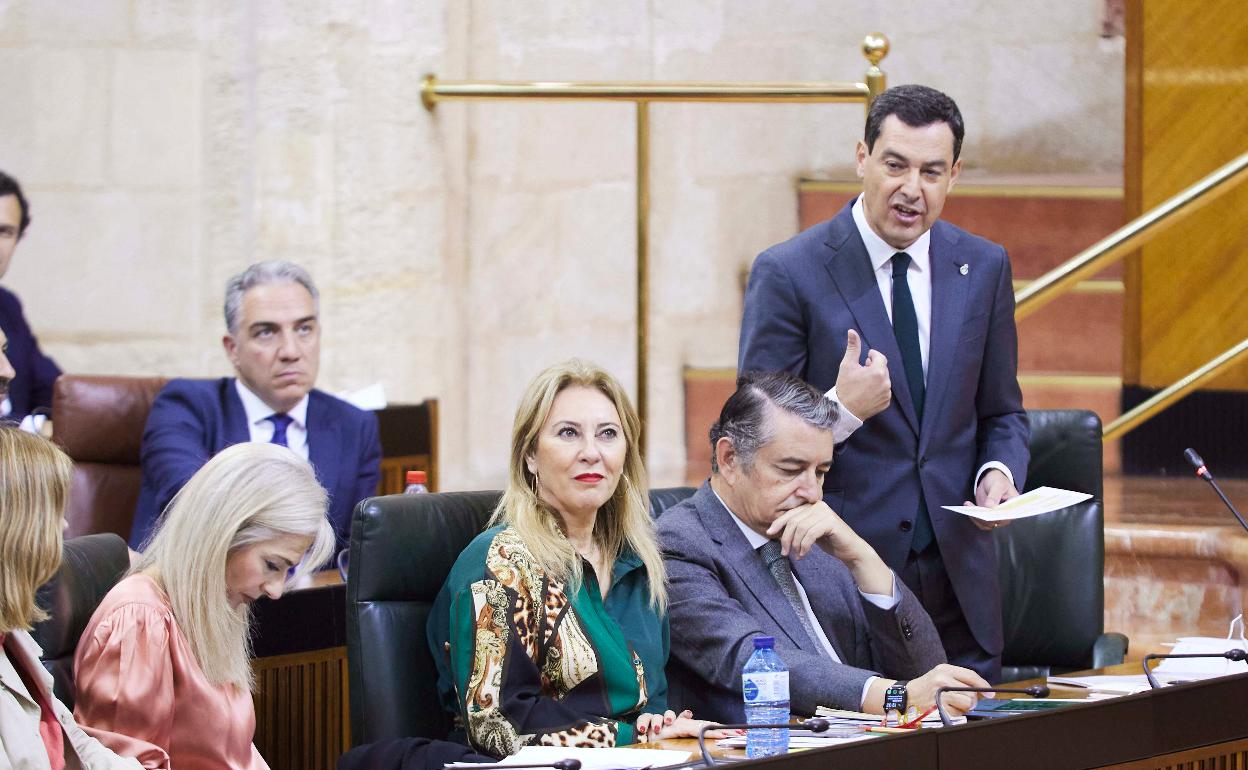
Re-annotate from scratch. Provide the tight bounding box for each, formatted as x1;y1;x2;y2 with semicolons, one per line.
0;1;1122;490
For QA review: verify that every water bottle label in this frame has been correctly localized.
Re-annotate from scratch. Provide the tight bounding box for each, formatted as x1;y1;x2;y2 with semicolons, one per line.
742;671;789;702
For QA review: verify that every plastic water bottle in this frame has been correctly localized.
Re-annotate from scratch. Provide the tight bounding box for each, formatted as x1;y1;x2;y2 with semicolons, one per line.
404;470;428;494
742;636;790;758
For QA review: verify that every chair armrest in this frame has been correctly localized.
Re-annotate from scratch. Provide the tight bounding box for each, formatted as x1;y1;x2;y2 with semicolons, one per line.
1091;632;1130;668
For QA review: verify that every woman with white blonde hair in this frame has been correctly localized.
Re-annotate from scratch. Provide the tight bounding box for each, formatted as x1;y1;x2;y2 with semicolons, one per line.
427;360;725;758
73;442;335;770
0;425;145;769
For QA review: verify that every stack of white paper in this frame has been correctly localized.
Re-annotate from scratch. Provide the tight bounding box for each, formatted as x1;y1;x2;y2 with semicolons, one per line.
815;706;960;727
1046;674;1152;695
1154;637;1248;678
446;747;691;770
714;728;874;749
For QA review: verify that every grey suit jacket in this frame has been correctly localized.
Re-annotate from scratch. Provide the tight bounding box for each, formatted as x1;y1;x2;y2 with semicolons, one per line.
658;483;945;722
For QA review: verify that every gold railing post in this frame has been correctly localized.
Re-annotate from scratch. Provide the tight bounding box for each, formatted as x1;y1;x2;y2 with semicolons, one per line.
863;32;889;109
1104;337;1248;442
636;100;650;436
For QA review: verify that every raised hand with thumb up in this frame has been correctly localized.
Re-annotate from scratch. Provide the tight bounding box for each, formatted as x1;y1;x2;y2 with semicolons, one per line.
835;329;891;420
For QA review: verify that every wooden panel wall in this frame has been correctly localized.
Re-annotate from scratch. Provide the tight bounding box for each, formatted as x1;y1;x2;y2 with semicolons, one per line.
252;647;350;770
1123;0;1248;390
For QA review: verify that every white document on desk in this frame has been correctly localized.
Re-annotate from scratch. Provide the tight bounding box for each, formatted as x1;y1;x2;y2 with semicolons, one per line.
715;731;874;749
1045;674;1152;695
1154;637;1248;677
942;486;1092;522
447;746;692;770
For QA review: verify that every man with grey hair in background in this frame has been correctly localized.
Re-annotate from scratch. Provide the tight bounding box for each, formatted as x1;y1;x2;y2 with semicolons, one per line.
131;260;381;553
659;371;987;722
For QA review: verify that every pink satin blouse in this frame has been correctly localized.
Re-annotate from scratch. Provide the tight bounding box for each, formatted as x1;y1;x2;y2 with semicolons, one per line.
73;574;268;770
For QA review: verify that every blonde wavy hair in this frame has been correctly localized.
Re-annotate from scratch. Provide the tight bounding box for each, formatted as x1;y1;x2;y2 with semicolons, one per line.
0;427;72;633
492;359;666;611
134;442;335;689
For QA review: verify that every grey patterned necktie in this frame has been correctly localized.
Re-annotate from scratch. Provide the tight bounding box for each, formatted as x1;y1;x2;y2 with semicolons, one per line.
758;540;823;651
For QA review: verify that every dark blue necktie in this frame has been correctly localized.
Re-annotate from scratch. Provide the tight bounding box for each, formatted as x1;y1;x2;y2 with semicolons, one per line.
891;252;934;553
267;413;293;448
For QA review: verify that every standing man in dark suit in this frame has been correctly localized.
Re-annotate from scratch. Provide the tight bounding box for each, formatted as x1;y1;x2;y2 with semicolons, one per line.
738;85;1029;682
132;260;381;551
0;170;62;423
660;372;988;721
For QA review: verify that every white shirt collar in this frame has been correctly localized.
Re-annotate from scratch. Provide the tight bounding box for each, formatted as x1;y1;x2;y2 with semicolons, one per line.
710;483;771;550
851;194;931;276
234;379;310;429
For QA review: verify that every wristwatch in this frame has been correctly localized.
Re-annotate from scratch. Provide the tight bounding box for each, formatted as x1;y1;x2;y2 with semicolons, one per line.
884;680;909;714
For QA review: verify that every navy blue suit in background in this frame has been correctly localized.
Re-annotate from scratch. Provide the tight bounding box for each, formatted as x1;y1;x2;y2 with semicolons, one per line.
131;377;382;550
0;286;61;421
738;200;1029;676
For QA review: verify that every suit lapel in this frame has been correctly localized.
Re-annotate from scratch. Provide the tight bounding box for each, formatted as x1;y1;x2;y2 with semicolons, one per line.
921;225;970;449
306;391;341;496
695;486;818;653
789;556;854;664
0;634;43;710
222;379;252;447
822;207;920;436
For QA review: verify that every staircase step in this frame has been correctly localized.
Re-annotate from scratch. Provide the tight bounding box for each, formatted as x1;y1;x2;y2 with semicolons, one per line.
1017;288;1123;375
1019;374;1122;473
684;368;737;484
685;368;1122;480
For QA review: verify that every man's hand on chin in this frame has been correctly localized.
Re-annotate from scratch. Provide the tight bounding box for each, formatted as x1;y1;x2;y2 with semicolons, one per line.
970;469;1019;532
765;501;892;594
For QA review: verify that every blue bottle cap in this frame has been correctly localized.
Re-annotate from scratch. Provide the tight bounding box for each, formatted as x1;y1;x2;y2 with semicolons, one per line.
753;636;775;649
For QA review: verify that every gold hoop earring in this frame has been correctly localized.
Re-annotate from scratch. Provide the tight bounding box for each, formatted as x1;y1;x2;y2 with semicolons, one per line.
530;470;539;494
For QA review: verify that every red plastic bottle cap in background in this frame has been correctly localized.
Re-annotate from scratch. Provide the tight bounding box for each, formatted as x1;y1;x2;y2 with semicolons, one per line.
406;470;427;485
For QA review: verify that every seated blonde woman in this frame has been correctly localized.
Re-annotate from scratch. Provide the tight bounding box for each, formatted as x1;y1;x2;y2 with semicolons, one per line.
73;442;335;770
0;426;145;769
428;360;724;757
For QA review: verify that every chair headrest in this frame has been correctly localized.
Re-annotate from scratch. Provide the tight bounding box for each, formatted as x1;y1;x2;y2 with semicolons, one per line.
52;375;169;464
347;487;696;604
1025;409;1103;496
31;533;130;659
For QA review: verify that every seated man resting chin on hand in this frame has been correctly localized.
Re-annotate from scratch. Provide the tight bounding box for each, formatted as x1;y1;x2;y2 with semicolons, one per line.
659;370;989;721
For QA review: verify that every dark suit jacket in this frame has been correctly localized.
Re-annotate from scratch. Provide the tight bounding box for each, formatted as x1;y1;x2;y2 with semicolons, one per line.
0;286;61;421
658;483;945;722
738;200;1029;657
131;377;381;550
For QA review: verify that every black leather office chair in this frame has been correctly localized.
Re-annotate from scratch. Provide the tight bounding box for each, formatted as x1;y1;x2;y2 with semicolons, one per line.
345;488;695;746
996;408;1128;682
31;533;131;708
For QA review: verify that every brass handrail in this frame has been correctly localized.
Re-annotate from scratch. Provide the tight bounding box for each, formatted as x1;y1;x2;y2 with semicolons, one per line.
1015;150;1248;321
421;33;891;430
421;79;870;107
1104;337;1248;442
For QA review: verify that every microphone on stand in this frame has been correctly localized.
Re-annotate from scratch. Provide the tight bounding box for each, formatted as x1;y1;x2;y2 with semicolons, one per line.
1142;649;1247;690
696;717;829;766
455;761;582;770
934;685;1049;727
1183;448;1248;534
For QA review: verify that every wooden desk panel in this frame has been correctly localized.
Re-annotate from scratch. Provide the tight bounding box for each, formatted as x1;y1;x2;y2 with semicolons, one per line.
647;668;1248;770
250;573;349;770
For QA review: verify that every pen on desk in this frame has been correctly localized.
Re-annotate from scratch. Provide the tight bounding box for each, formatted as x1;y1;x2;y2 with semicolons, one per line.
898;705;936;728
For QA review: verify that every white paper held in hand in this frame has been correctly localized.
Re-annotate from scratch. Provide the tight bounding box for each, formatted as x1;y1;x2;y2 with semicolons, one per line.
942;486;1092;522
